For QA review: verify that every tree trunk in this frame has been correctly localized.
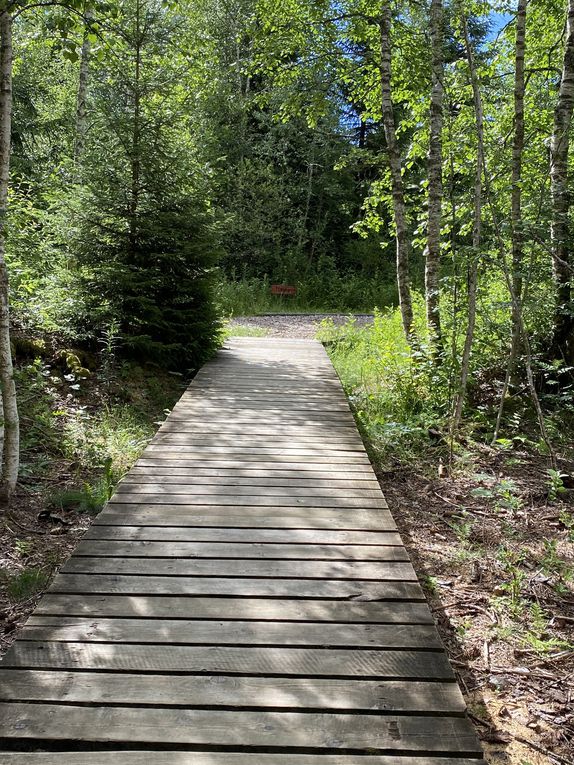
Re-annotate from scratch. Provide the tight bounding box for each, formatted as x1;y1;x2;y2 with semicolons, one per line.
550;0;574;363
74;12;92;164
129;0;142;249
379;3;414;341
0;11;19;503
511;0;526;333
494;0;527;432
452;15;483;431
426;0;444;348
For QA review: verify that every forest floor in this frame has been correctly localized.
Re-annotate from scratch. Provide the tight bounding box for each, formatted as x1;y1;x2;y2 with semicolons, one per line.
0;321;572;765
0;349;184;657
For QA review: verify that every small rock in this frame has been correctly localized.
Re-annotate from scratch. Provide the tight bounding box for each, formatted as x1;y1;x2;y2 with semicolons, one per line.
488;674;509;691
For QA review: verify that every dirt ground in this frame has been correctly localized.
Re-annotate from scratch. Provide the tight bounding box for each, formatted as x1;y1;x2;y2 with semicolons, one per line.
380;454;574;765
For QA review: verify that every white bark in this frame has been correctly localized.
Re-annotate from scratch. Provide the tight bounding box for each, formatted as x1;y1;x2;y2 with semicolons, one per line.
452;15;482;431
494;0;527;438
0;10;19;503
550;0;574;360
379;1;414;341
426;0;444;347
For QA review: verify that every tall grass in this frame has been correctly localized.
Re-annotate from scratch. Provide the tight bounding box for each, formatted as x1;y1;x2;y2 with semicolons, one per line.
217;275;397;316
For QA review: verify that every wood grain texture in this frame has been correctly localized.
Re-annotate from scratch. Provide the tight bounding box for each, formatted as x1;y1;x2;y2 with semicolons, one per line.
20;617;441;648
122;472;380;486
107;494;385;508
83;526;402;545
102;503;390;518
93;511;395;530
134;458;374;471
113;483;383;498
47;574;424;598
0;704;481;752
2;643;456;678
62;557;410;578
35;595;431;620
72;541;415;563
0;337;480;761
0;670;464;711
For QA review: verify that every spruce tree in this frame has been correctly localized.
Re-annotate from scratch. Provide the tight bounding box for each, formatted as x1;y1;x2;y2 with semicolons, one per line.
72;0;220;370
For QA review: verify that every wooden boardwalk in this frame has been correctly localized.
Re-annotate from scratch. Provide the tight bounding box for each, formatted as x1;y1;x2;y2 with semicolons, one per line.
0;337;482;763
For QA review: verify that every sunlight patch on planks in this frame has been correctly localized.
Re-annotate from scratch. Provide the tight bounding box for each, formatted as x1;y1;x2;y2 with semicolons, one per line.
0;337;482;762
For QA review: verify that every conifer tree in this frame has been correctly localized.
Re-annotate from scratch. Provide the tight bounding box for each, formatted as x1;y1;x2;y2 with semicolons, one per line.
72;0;220;370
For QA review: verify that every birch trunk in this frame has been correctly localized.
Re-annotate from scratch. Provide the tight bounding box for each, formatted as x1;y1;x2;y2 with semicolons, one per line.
0;11;19;503
452;16;482;431
426;0;444;348
129;0;142;249
511;0;526;332
494;0;527;435
379;2;414;341
74;13;92;164
550;0;574;362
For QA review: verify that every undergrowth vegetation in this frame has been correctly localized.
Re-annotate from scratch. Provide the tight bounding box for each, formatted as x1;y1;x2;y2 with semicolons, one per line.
319;299;574;468
319;304;574;761
217;273;396;316
0;343;184;634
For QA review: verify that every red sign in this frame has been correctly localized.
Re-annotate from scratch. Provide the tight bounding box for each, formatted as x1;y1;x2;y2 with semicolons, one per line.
271;284;297;296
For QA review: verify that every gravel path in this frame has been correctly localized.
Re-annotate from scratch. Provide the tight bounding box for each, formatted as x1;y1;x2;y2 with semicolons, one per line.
229;313;374;339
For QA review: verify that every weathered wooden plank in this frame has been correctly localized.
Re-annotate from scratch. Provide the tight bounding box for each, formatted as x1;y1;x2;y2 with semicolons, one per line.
155;434;365;446
93;511;396;531
155;433;365;445
0;755;483;765
188;387;345;396
2;644;456;679
164;409;357;420
195;371;340;380
0;704;481;752
134;458;374;471
83;527;400;545
170;402;352;412
107;494;385;508
115;483;382;499
63;557;410;578
35;595;431;620
47;575;424;600
125;469;379;484
73;541;414;564
114;485;381;500
100;503;390;519
150;439;363;450
141;449;371;464
94;508;395;530
21;618;441;648
160;418;359;430
0;670;464;712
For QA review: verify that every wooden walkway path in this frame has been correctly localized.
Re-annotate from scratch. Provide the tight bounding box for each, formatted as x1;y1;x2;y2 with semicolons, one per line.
0;337;482;763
